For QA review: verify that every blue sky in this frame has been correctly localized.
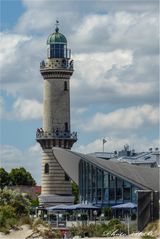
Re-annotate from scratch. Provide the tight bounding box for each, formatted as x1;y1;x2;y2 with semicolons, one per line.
0;0;159;184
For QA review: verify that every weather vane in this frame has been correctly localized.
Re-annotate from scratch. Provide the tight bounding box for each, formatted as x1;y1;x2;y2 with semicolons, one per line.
55;19;59;32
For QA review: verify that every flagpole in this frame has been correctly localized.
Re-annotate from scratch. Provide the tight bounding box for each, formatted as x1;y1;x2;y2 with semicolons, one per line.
103;138;107;152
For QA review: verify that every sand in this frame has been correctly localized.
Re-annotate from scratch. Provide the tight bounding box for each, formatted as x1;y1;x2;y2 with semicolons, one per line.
0;225;33;239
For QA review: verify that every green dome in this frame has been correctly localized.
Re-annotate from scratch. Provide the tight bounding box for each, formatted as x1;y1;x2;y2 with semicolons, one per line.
47;27;67;45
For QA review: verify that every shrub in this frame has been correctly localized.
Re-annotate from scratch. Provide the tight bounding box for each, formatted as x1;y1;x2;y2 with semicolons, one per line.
19;215;33;225
107;218;121;226
81;213;88;221
69;224;78;237
0;227;10;234
0;205;16;228
50;229;61;238
43;229;54;238
32;217;47;229
0;188;31;216
30;198;39;207
69;219;128;237
103;207;112;219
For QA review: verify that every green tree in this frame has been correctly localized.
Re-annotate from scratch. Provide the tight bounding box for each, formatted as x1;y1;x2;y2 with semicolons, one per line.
0;168;10;189
9;167;36;186
71;181;79;204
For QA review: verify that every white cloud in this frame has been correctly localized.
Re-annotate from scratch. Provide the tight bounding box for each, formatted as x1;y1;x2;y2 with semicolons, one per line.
71;107;88;115
81;104;159;132
15;1;158;35
0;144;42;184
0;32;44;98
0;32;31;67
13;98;42;120
73;50;133;88
0;97;42;120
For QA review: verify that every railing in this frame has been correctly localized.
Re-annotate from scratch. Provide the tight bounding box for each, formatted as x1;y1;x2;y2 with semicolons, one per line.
40;59;73;70
36;130;77;140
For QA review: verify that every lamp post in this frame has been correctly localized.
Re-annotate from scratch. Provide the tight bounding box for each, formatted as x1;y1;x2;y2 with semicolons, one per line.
125;214;130;235
93;210;97;225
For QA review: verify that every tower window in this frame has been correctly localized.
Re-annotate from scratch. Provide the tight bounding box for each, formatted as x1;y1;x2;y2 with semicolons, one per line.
65;122;68;132
65;173;70;181
44;163;49;174
64;81;68;91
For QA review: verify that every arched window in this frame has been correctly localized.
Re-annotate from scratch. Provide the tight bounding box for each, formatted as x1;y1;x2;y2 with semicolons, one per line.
65;173;70;181
44;163;49;174
64;81;68;91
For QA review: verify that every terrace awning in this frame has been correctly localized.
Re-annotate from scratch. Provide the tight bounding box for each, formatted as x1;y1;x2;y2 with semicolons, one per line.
46;203;99;211
111;202;137;209
67;203;99;210
46;204;68;211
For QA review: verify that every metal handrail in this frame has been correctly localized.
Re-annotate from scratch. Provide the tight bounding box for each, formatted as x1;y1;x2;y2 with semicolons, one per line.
36;131;77;140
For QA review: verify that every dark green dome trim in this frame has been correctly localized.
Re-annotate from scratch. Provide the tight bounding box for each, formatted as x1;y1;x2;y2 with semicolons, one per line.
47;31;67;45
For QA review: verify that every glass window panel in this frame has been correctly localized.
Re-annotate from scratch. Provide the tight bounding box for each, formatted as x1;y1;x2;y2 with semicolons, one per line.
88;164;92;189
123;181;131;201
132;186;138;202
116;188;123;201
116;178;123;201
79;160;83;196
92;166;96;188
97;169;103;188
103;188;109;202
92;188;96;203
86;163;89;192
97;188;102;201
109;188;115;201
109;174;116;201
109;174;116;188
104;172;108;188
117;178;123;187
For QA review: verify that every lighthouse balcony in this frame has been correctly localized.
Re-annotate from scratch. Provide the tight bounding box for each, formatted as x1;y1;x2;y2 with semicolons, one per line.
40;58;73;71
36;130;77;141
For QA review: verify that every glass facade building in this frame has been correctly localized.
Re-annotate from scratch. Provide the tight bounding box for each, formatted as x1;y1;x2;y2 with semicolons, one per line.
79;159;140;206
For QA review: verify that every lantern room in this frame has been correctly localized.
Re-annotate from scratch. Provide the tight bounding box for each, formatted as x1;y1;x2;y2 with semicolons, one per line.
47;25;71;59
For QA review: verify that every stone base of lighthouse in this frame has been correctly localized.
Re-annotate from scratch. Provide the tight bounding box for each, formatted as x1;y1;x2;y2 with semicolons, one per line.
39;195;74;207
39;148;74;206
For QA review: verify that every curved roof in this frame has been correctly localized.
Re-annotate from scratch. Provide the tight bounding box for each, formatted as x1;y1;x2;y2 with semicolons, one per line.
53;147;159;192
47;27;67;45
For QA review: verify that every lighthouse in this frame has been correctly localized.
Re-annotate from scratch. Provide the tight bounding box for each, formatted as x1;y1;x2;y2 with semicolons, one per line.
36;22;77;206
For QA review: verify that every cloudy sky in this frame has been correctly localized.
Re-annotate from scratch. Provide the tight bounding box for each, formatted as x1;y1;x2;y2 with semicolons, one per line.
0;0;159;184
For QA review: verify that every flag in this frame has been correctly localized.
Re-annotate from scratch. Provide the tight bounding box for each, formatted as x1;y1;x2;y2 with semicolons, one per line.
103;138;107;144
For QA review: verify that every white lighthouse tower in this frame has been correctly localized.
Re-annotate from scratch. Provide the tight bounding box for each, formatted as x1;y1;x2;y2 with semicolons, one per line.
36;22;77;206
